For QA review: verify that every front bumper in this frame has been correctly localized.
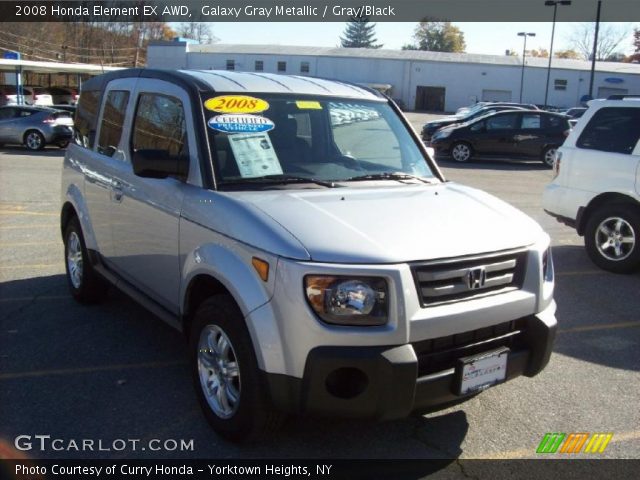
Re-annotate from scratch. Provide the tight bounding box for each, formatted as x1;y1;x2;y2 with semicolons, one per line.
264;302;556;419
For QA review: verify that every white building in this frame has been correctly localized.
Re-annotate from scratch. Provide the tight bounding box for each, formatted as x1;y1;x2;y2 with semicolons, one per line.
147;42;640;112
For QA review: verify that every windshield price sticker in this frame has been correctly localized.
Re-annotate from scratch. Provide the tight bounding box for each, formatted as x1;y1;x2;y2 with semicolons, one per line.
204;95;269;114
296;100;322;110
207;114;275;134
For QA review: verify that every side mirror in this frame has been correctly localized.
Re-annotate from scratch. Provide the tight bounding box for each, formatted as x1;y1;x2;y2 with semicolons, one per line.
132;149;188;180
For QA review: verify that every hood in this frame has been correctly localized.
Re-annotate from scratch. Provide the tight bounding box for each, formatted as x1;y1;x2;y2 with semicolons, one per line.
228;183;543;263
426;115;462;126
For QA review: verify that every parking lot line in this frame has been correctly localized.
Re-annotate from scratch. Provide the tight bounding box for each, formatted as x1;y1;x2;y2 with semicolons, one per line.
558;320;640;334
0;360;187;381
0;263;61;270
556;270;606;276
0;295;68;303
0;241;60;247
0;210;57;217
472;429;640;459
0;224;57;229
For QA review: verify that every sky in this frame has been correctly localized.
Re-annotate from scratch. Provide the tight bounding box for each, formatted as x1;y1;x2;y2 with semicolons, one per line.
198;22;638;56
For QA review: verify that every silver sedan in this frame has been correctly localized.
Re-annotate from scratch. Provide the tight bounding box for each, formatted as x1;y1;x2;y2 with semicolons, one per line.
0;105;73;150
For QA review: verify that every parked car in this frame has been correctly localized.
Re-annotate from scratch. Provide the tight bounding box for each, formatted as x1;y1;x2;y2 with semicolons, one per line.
543;98;640;273
422;104;529;142
0;85;53;106
47;86;79;105
61;69;556;441
563;107;587;119
0;105;73;150
456;101;539;116
430;109;571;167
0;85;33;106
51;104;77;114
27;86;54;106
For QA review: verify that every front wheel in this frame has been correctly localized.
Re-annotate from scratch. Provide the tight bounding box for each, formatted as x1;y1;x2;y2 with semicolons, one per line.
584;205;640;273
541;146;558;168
24;130;45;151
190;295;284;442
450;142;472;163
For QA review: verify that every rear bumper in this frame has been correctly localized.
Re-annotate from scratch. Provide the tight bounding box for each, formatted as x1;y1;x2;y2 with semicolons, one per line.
264;303;557;419
44;126;73;143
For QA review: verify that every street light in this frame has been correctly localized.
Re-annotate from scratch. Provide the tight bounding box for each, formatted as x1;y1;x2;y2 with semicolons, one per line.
544;1;572;108
518;32;536;103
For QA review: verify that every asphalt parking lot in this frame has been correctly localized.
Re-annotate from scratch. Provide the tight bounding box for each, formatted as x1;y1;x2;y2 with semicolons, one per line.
0;113;639;466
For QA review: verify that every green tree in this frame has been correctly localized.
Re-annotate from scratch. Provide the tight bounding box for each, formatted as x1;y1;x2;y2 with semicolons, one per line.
340;16;382;48
403;20;465;52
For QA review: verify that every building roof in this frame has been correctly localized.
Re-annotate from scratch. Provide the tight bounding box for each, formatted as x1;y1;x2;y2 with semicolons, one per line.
175;43;640;75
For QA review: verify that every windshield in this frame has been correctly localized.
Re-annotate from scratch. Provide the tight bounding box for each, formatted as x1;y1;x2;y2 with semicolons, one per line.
203;94;436;188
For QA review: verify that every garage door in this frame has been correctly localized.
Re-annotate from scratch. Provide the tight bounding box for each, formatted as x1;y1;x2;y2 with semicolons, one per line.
597;87;628;99
482;90;512;102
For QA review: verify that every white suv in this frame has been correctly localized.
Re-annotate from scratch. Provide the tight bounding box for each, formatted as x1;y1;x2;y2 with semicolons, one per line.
543;99;640;273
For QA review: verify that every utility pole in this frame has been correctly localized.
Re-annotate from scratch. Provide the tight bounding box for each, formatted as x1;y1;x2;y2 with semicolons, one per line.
544;1;572;108
518;32;536;103
588;0;602;98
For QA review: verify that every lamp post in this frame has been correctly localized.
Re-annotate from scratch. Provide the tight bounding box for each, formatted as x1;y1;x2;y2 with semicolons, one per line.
518;32;536;103
544;1;572;108
588;0;602;98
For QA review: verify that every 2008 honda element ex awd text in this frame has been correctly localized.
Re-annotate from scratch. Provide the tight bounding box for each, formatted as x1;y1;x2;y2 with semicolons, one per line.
61;69;557;441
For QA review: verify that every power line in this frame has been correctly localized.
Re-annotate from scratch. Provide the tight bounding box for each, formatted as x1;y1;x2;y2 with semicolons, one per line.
0;38;135;61
0;29;141;52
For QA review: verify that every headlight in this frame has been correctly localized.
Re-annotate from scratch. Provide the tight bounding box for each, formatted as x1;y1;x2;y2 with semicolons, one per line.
433;129;451;140
304;275;388;326
542;247;554;283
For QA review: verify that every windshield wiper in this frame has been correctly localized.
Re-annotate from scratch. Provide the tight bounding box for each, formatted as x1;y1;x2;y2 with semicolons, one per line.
222;174;340;188
345;172;436;184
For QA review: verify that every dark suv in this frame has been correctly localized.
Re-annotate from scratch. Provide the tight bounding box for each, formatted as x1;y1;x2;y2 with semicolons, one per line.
430;110;570;167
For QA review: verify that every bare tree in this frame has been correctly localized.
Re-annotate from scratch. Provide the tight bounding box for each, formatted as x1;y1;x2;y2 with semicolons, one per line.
177;22;218;44
568;23;630;61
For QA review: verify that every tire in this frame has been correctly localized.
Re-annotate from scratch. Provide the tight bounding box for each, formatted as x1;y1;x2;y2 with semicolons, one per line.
450;141;473;163
584;204;640;273
57;140;70;149
190;295;284;442
24;130;45;151
541;146;558;168
63;216;107;303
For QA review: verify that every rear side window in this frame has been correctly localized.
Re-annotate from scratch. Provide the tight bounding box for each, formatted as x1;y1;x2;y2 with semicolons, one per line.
75;90;101;148
97;90;129;157
577;107;640;154
132;93;188;158
521;114;541;129
486;113;518;130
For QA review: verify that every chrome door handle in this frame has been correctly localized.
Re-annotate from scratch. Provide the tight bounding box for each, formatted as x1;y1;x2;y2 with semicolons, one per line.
111;181;123;203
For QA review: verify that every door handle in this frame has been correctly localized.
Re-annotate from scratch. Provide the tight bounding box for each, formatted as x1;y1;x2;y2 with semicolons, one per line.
111;181;123;203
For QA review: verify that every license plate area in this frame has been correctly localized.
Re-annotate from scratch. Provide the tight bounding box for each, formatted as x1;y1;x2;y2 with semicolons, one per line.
454;347;509;395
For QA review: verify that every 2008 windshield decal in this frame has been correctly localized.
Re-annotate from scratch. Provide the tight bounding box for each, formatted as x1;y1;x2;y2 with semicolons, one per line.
204;96;269;114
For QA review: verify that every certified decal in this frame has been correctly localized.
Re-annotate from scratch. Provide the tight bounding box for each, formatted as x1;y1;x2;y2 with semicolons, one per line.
207;114;275;133
204;95;269;114
296;100;322;110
